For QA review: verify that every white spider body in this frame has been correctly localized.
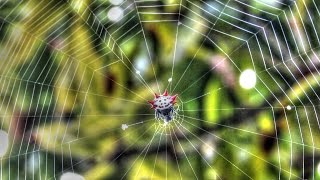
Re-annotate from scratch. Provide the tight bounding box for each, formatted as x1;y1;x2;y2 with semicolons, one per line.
153;96;172;110
148;90;178;122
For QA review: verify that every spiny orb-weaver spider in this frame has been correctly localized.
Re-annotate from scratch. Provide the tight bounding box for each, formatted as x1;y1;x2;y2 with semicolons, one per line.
148;90;178;123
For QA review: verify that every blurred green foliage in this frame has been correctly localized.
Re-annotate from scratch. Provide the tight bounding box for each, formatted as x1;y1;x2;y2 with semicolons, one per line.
1;0;320;179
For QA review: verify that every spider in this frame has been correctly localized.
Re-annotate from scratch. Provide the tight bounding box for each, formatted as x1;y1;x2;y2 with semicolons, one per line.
148;90;178;123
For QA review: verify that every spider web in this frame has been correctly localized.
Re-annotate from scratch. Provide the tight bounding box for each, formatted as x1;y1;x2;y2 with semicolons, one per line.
0;0;320;179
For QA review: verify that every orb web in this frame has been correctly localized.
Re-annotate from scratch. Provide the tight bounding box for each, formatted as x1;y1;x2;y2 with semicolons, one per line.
0;0;319;179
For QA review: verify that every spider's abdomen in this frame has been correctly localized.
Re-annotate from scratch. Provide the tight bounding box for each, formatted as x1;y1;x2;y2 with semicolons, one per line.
148;90;178;123
154;96;172;110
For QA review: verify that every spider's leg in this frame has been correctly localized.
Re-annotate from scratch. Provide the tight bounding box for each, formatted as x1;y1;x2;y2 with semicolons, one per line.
156;110;160;120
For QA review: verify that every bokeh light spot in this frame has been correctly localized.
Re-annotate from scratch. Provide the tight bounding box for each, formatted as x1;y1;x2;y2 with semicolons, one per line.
108;6;124;22
60;172;84;180
239;69;257;89
0;130;9;157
